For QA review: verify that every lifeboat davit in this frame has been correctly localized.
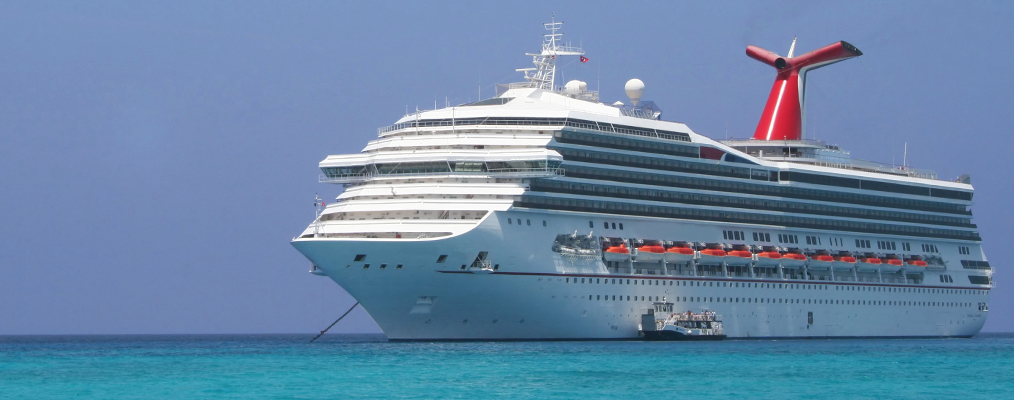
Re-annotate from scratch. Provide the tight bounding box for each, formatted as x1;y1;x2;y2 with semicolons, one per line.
808;254;834;270
725;249;753;266
832;254;856;270
779;252;807;268
664;246;695;264
635;244;665;262
603;243;631;262
698;248;727;265
754;251;782;267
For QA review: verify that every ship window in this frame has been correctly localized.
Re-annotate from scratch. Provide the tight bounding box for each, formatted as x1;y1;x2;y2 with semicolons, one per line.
396;264;403;269
589;221;594;228
619;223;623;230
363;264;370;269
581;278;585;283
380;264;387;269
527;219;531;225
437;255;447;263
354;254;366;262
612;223;617;229
543;220;547;227
460;265;466;270
507;218;512;225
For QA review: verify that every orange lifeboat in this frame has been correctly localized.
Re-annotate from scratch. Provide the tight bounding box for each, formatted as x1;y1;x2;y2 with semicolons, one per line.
857;256;882;271
831;254;855;270
664;246;695;263
808;253;834;270
887;259;904;266
698;248;727;265
635;244;665;262
755;251;782;267
725;249;753;266
606;243;629;253
603;243;630;262
780;252;807;268
907;260;928;267
639;245;665;253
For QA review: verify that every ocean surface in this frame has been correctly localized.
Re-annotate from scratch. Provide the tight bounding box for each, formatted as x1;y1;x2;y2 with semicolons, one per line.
2;333;1013;399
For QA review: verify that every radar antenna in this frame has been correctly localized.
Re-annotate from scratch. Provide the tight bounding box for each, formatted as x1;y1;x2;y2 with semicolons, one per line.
517;16;585;90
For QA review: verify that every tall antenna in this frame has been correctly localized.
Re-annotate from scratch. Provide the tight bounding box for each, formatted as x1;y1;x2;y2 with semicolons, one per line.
516;16;585;90
903;142;908;169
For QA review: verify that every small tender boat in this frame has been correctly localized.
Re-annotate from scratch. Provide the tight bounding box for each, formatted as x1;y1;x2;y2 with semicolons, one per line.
639;302;726;341
603;243;631;262
664;244;695;263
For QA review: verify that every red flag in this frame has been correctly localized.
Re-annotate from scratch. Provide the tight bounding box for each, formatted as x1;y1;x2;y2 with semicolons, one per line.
580;56;589;63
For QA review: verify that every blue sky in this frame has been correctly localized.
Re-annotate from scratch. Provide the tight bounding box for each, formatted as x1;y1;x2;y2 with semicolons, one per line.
1;1;1012;334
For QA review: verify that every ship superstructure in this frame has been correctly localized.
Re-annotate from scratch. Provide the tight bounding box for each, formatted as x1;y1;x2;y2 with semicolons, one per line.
292;21;991;340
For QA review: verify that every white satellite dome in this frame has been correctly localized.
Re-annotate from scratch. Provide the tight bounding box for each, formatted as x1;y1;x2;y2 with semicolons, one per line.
624;78;645;106
564;80;587;95
612;101;625;106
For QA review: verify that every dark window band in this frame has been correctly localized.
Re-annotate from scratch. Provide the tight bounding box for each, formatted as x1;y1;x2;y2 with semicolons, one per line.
960;260;992;270
528;179;973;228
780;172;972;201
561;163;969;216
516;195;980;241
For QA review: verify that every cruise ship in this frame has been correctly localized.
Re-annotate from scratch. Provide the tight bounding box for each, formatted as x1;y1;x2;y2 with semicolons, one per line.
291;21;992;340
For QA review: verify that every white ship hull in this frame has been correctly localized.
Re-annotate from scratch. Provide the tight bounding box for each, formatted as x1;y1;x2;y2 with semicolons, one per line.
292;210;989;340
292;21;990;341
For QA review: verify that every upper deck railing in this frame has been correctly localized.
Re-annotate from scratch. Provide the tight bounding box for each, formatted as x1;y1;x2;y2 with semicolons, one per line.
722;138;939;180
378;116;691;143
319;167;565;184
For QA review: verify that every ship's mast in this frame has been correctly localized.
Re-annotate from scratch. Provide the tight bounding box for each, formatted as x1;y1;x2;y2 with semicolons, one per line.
517;17;585;90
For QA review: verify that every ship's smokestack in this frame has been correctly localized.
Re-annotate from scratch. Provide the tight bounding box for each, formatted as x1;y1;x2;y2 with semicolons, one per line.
748;40;862;141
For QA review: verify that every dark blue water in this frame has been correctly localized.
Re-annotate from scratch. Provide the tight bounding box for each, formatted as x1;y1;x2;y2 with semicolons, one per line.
2;333;1012;399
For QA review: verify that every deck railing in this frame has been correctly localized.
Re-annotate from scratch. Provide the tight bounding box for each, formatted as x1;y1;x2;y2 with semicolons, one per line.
319;167;565;183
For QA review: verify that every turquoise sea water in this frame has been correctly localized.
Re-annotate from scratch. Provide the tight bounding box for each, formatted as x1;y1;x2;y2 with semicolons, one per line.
2;333;1013;399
